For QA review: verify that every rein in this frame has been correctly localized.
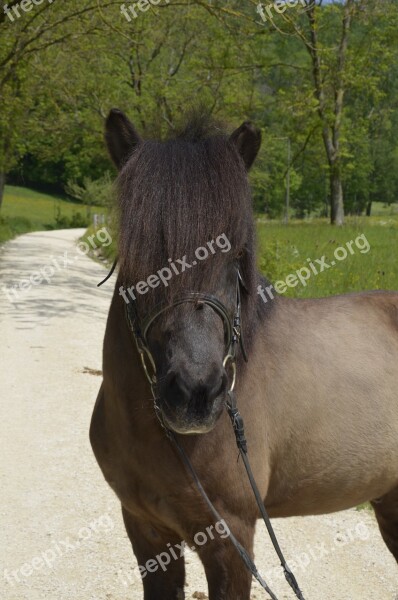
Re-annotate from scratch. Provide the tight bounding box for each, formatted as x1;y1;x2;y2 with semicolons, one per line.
99;267;305;600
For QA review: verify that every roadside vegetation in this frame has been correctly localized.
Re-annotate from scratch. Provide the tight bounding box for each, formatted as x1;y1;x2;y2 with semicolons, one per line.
0;186;105;244
81;209;398;297
3;185;396;298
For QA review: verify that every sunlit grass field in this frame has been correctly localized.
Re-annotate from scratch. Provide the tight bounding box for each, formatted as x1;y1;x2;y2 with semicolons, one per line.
0;186;104;243
256;215;398;297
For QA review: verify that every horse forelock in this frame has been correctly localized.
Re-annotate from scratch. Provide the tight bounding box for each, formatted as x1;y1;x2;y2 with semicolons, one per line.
116;126;257;309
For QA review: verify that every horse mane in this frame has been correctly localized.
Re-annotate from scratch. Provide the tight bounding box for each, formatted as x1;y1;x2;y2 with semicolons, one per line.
115;111;270;351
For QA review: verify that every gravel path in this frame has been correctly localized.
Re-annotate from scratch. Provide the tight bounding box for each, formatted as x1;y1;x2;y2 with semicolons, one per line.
0;229;397;600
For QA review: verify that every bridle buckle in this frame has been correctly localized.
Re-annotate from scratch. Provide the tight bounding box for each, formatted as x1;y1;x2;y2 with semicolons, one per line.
223;354;236;392
138;347;157;386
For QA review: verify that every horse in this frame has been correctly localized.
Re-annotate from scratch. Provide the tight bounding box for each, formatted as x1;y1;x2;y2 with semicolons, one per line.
90;108;398;600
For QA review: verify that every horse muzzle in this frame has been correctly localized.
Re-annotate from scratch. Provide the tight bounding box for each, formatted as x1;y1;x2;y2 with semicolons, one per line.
157;370;227;434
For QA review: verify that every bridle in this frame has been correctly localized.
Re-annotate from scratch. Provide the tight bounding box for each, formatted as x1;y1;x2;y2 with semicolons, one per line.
125;269;247;400
98;264;305;600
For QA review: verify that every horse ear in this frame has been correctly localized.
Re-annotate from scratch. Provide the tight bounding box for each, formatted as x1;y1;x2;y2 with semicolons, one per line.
105;109;142;170
230;121;261;170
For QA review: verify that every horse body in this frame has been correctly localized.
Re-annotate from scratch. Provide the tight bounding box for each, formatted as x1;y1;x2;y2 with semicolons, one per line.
256;292;398;517
90;109;398;599
91;284;398;597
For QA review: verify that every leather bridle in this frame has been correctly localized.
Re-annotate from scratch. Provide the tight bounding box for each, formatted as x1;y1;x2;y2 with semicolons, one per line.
124;269;247;399
99;264;305;600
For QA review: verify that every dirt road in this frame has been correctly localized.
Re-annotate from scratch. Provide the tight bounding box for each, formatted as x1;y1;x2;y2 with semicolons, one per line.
1;229;397;600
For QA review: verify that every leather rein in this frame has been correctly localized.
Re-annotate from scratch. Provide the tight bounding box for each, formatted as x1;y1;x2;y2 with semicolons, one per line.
99;265;305;600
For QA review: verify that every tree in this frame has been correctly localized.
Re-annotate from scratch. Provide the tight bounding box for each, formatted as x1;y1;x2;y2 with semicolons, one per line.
0;0;121;208
2;0;397;222
183;0;398;223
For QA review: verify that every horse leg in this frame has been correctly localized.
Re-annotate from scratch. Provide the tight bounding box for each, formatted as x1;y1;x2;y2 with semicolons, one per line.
197;515;254;600
121;506;186;600
371;486;398;562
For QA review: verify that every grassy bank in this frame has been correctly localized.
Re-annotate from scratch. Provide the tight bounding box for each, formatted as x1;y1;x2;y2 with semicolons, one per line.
0;215;35;244
0;185;105;244
79;224;117;265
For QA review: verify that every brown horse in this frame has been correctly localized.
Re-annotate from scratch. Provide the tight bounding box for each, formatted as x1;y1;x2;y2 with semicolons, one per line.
90;108;398;599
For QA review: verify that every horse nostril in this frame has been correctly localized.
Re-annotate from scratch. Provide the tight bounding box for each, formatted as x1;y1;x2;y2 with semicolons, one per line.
163;372;190;405
164;371;177;392
206;373;227;403
216;377;226;398
162;369;227;407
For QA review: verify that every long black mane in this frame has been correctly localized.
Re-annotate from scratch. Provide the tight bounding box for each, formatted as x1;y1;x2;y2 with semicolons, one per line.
115;113;269;352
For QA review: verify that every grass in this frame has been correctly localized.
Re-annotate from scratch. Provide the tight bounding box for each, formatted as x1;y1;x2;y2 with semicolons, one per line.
0;215;34;244
256;215;398;297
356;503;372;511
0;185;105;244
2;186;397;299
82;212;398;303
79;224;117;265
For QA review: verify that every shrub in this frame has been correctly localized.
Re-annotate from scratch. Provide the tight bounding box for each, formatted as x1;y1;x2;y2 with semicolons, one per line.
0;215;33;243
65;173;113;209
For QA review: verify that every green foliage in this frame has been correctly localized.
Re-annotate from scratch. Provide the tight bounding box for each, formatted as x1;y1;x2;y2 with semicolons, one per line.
0;215;33;244
79;225;117;265
65;173;113;208
51;207;89;229
0;1;397;220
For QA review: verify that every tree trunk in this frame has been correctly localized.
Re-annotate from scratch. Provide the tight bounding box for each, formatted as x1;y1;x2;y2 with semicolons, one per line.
0;171;5;211
330;164;344;225
366;200;372;216
305;2;354;227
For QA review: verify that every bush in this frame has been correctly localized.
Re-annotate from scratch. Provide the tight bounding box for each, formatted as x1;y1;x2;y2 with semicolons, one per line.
55;210;88;228
44;207;90;230
80;225;117;263
65;173;113;209
0;215;33;243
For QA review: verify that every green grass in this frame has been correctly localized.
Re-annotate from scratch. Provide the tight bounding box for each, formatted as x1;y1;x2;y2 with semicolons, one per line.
356;502;372;511
0;185;106;243
2;186;397;298
83;213;398;299
257;215;398;297
366;201;398;217
0;215;34;244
